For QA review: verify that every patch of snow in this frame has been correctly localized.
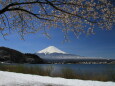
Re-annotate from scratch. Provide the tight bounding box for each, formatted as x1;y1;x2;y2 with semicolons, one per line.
37;46;66;54
0;71;115;86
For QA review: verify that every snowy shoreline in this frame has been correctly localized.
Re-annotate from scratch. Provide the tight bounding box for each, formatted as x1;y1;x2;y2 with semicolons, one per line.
0;71;115;86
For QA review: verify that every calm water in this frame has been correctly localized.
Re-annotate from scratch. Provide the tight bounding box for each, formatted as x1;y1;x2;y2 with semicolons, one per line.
24;64;115;79
25;64;115;73
1;64;115;81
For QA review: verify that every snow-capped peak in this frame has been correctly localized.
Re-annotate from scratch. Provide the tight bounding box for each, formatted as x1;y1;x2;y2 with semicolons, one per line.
37;46;66;54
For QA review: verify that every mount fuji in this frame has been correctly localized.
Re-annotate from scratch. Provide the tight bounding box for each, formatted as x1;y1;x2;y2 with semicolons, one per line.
36;46;110;63
36;46;81;59
37;46;66;54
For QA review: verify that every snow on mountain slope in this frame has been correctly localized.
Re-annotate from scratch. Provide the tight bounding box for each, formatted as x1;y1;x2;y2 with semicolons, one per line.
37;46;66;54
36;46;85;60
36;46;108;61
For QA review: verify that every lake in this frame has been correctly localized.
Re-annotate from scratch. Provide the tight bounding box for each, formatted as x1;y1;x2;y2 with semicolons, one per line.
0;64;115;81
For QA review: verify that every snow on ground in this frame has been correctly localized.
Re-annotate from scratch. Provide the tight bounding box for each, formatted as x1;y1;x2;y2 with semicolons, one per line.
0;71;115;86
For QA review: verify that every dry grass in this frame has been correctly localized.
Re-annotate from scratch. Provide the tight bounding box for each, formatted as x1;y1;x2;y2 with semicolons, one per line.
0;64;115;82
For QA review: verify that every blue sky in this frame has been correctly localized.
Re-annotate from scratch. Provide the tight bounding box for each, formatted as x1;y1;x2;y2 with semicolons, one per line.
0;26;115;59
0;0;114;59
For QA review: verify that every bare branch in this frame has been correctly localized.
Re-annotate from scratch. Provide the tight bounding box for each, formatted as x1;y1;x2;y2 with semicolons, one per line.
45;0;97;23
0;0;114;39
7;8;53;21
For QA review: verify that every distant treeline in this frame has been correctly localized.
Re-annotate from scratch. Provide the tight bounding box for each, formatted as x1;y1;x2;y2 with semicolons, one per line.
0;47;115;64
0;47;45;64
